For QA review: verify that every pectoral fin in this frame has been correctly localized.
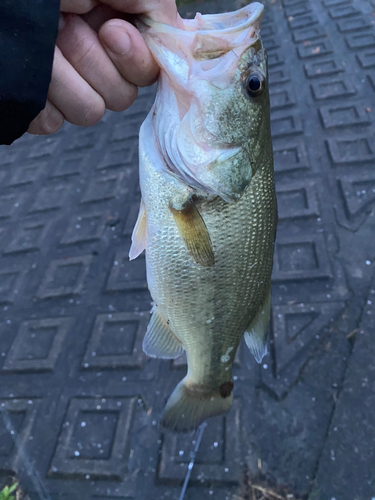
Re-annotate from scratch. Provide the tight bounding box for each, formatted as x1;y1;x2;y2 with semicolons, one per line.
170;200;215;267
143;307;184;359
244;288;271;364
129;199;147;260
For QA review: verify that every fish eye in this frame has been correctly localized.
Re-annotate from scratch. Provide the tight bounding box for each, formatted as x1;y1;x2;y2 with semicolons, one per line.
244;72;264;98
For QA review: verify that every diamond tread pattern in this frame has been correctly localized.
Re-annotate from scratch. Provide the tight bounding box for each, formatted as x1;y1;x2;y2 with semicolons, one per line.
0;0;374;498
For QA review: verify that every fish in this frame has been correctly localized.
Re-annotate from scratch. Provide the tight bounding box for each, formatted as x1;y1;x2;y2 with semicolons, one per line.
130;2;277;432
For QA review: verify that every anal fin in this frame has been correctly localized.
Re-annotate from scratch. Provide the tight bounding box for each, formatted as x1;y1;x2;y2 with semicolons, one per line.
244;288;271;364
143;307;184;359
170;199;214;267
129;199;147;260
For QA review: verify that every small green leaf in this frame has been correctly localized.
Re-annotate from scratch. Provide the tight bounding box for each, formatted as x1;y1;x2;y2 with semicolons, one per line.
0;482;18;500
8;484;18;494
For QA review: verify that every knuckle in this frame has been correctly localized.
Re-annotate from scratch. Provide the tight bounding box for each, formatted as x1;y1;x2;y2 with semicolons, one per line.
81;99;105;126
106;87;138;112
70;35;97;69
140;69;159;87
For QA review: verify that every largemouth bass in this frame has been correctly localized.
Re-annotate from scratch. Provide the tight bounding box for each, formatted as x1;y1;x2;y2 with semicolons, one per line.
130;2;277;432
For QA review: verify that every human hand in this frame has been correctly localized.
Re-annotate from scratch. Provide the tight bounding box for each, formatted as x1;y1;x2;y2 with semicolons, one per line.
28;0;182;135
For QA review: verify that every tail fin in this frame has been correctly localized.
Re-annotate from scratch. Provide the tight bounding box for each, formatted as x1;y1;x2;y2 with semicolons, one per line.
161;377;233;432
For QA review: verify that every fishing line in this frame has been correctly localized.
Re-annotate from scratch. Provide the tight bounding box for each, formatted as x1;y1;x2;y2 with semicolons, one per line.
1;408;52;500
178;422;207;500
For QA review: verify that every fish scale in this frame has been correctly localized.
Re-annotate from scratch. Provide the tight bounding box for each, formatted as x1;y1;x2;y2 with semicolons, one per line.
145;150;275;384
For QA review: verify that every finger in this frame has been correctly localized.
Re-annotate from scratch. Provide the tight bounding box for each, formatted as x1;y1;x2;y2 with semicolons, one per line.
57;14;137;111
48;46;105;127
82;4;124;33
27;100;64;135
99;19;159;87
60;0;98;15
101;0;184;28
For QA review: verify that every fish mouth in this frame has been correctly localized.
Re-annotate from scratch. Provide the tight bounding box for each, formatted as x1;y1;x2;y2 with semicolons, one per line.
182;2;264;35
140;2;264;35
138;3;264;69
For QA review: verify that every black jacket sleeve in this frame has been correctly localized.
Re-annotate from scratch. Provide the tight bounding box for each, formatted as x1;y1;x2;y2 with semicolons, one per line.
0;0;60;145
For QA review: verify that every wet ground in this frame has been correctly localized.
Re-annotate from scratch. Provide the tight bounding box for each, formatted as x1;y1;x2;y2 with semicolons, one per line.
0;0;375;499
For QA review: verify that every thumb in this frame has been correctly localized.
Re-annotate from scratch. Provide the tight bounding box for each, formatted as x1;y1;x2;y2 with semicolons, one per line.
99;19;159;87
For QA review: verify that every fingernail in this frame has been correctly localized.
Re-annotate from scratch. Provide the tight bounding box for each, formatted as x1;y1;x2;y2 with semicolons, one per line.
103;27;132;56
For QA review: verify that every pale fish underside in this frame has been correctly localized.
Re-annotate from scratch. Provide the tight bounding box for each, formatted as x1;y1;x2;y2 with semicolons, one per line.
130;2;277;432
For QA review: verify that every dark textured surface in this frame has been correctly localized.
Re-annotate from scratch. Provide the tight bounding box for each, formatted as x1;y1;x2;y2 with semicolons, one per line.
314;281;375;500
0;0;375;498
